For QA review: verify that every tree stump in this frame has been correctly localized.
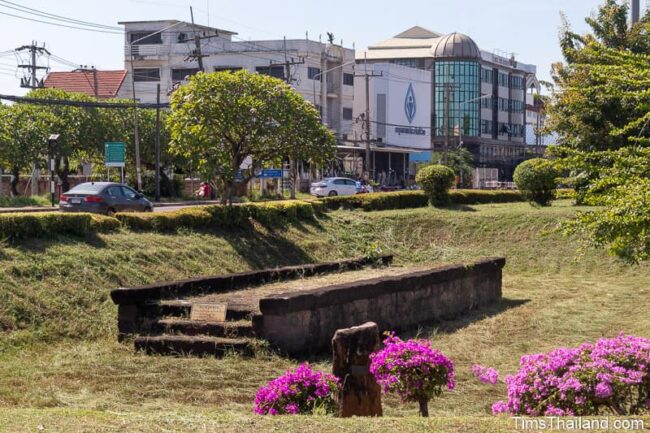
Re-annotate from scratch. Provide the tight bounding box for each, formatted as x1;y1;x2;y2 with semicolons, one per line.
331;322;382;417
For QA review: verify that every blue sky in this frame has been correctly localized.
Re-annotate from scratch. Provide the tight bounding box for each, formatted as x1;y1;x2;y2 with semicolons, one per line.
0;0;643;97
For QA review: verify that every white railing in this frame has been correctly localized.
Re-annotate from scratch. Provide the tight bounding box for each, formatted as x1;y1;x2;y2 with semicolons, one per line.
125;45;167;57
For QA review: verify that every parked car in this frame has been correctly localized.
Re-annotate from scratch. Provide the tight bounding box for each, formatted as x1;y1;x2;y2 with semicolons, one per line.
59;182;153;216
310;177;358;197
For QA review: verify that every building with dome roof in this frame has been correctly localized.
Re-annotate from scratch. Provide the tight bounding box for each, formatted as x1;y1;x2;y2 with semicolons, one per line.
351;26;542;183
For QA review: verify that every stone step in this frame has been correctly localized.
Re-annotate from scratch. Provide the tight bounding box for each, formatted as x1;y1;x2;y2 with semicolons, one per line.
144;300;256;321
134;335;254;357
153;318;255;338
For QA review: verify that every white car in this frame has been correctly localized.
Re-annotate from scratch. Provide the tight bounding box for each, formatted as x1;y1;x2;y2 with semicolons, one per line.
310;177;358;197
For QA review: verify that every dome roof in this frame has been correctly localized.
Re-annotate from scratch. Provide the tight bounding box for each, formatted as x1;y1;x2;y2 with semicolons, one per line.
431;33;481;59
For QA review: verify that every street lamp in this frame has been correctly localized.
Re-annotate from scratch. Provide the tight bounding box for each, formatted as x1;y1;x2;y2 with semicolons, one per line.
48;134;59;207
127;21;185;192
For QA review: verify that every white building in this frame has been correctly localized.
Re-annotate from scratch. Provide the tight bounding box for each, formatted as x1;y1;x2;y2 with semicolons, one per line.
118;20;355;138
345;63;431;182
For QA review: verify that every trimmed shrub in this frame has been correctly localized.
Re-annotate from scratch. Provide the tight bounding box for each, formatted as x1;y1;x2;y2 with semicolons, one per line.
89;215;121;233
116;208;213;232
320;190;524;212
415;165;456;206
0;212;93;240
513;158;559;206
450;190;524;204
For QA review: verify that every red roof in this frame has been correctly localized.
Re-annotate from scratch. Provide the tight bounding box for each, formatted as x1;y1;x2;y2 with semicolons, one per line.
44;70;127;99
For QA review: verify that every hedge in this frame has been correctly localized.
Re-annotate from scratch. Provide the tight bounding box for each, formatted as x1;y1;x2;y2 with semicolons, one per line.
0;212;94;240
320;190;525;211
117;200;319;232
0;191;531;240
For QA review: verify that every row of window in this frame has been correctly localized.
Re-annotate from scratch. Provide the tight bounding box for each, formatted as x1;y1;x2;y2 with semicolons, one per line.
479;96;525;113
480;68;525;89
307;105;353;121
134;66;354;85
307;67;354;86
480;120;525;138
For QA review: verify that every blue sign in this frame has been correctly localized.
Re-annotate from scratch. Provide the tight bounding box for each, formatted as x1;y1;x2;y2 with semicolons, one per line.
257;169;282;179
404;83;417;124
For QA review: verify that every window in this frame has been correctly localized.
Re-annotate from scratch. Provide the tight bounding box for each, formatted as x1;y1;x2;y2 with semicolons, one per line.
133;68;160;82
129;32;162;45
511;76;524;90
481;95;492;108
121;186;138;199
498;72;509;87
481;68;493;84
308;67;321;80
343;73;354;86
434;61;480;137
390;58;425;69
106;186;124;197
498;122;511;136
214;66;243;73
481;120;492;134
333;179;346;185
171;68;200;82
498;97;509;112
342;107;353;120
510;99;524;113
256;65;285;80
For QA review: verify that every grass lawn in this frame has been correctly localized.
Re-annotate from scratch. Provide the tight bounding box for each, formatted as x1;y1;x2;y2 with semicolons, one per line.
0;201;648;432
0;195;50;208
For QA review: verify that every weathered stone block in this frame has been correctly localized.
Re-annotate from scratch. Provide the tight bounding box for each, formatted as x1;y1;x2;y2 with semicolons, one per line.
332;322;382;417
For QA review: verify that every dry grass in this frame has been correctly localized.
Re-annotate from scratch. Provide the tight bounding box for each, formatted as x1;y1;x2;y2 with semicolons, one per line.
0;201;649;432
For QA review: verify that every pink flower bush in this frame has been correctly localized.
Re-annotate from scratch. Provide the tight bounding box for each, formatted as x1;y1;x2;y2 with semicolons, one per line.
471;364;500;385
492;334;650;416
369;333;454;416
254;363;340;415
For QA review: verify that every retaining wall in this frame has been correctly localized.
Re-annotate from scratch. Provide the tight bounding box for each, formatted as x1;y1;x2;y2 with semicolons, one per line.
256;257;505;354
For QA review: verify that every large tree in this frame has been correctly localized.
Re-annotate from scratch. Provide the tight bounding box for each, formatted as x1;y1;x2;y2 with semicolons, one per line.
167;70;335;203
0;103;51;196
550;42;650;262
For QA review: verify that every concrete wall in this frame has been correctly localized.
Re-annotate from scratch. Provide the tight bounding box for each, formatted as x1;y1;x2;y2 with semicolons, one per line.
257;257;505;354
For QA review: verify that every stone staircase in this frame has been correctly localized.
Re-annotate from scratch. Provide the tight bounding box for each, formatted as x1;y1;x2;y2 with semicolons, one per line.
131;300;258;357
111;256;393;358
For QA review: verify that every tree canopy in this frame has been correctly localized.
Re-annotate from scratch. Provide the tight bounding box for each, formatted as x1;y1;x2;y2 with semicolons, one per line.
548;1;650;263
167;70;335;203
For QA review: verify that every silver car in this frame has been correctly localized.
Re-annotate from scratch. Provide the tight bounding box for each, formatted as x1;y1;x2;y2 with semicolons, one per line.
310;177;358;197
59;182;153;216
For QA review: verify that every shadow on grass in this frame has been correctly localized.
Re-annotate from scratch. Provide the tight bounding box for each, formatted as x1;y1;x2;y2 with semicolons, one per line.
439;204;478;212
8;232;108;254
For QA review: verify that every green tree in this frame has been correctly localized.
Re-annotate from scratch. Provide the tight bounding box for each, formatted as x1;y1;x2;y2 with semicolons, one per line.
415;164;455;206
549;43;650;262
0;103;51;196
167;70;335;203
513;158;559;206
26;88;105;191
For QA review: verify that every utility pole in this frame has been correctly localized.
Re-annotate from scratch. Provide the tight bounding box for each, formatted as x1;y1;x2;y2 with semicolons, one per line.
355;58;382;178
190;6;207;72
15;42;50;89
155;83;161;202
276;37;306;199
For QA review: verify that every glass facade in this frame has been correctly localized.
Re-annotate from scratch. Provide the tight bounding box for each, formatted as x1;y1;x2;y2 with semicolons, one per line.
434;61;480;137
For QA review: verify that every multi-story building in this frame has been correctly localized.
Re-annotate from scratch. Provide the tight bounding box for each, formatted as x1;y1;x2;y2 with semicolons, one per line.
356;26;540;181
117;20;355;138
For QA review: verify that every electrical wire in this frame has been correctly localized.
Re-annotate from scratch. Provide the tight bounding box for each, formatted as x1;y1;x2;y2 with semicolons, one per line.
0;10;122;34
0;0;122;30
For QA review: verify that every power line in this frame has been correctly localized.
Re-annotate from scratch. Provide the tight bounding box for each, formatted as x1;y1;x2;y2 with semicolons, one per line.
0;10;122;34
0;93;169;109
0;1;122;31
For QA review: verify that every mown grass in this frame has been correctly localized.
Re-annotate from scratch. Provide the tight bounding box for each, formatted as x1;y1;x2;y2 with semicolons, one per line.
0;200;648;432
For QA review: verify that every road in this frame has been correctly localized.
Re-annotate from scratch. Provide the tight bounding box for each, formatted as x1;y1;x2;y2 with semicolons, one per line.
0;201;222;215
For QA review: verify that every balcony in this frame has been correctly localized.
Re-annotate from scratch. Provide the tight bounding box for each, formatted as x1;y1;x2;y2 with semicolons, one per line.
125;44;168;59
